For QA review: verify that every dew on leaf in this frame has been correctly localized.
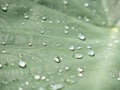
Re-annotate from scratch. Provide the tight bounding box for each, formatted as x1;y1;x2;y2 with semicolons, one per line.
25;81;29;85
18;60;26;68
56;20;60;24
54;56;62;63
77;46;82;50
65;78;76;84
50;83;64;90
87;50;95;57
18;87;23;90
49;20;53;24
42;42;47;46
65;66;70;71
77;33;86;41
74;53;83;59
38;87;45;90
34;74;40;80
69;45;75;51
41;15;47;21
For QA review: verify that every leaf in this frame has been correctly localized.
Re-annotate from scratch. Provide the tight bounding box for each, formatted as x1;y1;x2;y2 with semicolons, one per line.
0;0;120;90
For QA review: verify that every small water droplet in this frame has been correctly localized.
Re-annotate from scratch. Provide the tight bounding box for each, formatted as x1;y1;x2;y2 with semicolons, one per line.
50;83;64;90
84;3;89;7
41;76;46;80
87;45;92;49
77;67;84;73
29;42;32;46
78;73;83;77
64;30;69;34
25;81;29;85
34;74;40;80
87;50;95;57
24;13;29;19
18;60;26;68
1;4;7;12
0;63;3;69
38;87;45;90
77;46;82;50
84;17;90;22
78;16;82;19
54;56;62;63
42;42;47;46
2;42;6;45
65;78;76;84
65;25;69;30
2;50;6;54
49;20;53;24
42;15;47;21
117;78;120;81
40;30;44;34
56;20;60;24
63;0;68;5
77;33;86;41
74;53;83;59
65;67;70;71
56;44;61;47
68;45;75;51
18;87;23;90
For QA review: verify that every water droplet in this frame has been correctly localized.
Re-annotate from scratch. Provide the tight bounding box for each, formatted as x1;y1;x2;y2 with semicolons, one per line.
38;87;45;90
42;15;47;21
25;81;29;85
77;33;86;41
77;67;84;73
77;46;82;50
117;78;120;81
64;30;69;34
18;60;26;68
18;87;23;90
65;67;70;71
2;50;6;54
2;42;6;45
49;20;53;24
24;13;29;19
63;0;68;5
40;30;44;34
1;4;7;12
78;16;82;19
74;53;83;59
56;20;60;24
41;76;46;80
69;45;75;51
84;17;90;22
29;42;32;46
65;25;69;30
56;44;61;47
87;50;95;57
34;74;40;80
78;73;83;77
65;78;76;84
54;56;62;63
50;83;64;90
0;63;3;69
84;3;89;7
87;45;92;49
42;42;47;46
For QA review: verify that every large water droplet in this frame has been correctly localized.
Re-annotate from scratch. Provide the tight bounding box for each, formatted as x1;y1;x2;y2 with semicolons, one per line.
41;15;47;21
2;42;6;45
18;60;26;68
41;76;46;80
29;42;32;46
84;3;89;7
50;83;64;90
68;45;75;51
54;56;62;63
74;53;83;59
87;50;95;57
77;33;86;41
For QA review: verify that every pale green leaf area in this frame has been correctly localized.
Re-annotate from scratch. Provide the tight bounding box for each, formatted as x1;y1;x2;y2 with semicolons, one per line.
0;0;120;90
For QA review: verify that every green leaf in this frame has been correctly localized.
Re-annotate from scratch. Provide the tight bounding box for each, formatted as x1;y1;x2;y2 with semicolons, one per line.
0;0;120;90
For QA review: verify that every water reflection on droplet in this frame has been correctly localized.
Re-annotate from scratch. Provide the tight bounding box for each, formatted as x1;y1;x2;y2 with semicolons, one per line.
77;67;84;73
24;13;29;19
54;56;62;63
29;42;32;46
2;42;6;45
